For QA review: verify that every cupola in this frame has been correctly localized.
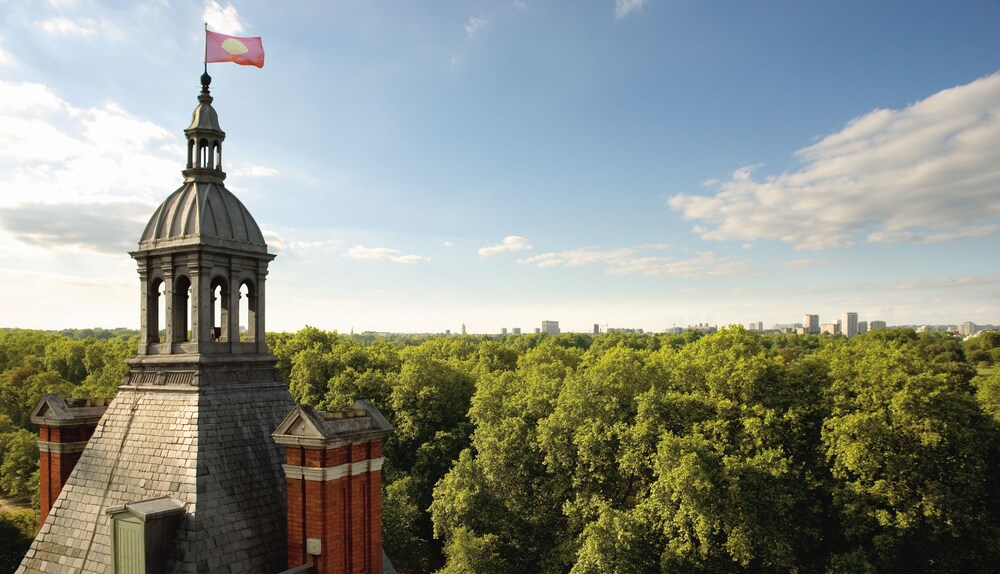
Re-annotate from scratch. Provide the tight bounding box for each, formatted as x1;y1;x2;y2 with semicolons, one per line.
130;74;275;357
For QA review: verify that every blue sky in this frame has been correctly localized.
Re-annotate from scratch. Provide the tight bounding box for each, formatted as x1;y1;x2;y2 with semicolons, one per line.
1;0;998;334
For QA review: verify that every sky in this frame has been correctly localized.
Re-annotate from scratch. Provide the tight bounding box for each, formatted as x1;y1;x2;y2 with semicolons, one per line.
0;0;998;334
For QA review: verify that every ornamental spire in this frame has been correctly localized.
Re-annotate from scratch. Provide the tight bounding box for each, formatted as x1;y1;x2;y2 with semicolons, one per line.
183;73;226;182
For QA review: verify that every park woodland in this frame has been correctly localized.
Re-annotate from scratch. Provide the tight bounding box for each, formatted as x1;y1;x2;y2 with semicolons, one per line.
2;326;1000;573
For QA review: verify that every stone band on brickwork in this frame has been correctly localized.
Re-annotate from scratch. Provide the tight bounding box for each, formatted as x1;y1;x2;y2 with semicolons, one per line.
282;457;384;481
38;441;90;454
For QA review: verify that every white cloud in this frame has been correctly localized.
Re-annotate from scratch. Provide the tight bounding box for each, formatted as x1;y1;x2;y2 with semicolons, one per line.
465;16;490;38
668;72;1000;250
443;240;454;247
347;245;428;264
615;0;646;19
0;80;179;253
518;246;751;279
519;247;634;268
478;235;532;258
0;42;14;67
867;224;1000;245
39;17;120;38
782;257;838;269
230;164;278;177
203;0;244;35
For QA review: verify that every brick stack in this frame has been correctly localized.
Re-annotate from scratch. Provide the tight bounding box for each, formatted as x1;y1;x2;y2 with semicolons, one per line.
31;395;110;523
273;401;393;574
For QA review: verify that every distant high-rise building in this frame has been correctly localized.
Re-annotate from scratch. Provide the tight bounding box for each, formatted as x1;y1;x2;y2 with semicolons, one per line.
842;312;858;338
820;323;839;335
541;320;560;335
870;320;886;331
858;321;868;335
512;327;521;335
594;323;600;335
462;323;466;335
748;321;763;331
534;327;541;334
960;322;978;337
501;327;508;335
804;314;819;335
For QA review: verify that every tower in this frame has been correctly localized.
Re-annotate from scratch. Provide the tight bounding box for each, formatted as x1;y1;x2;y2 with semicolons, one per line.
19;74;295;574
803;314;819;335
842;312;858;338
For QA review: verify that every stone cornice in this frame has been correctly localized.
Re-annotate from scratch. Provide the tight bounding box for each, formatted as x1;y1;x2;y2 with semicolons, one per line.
282;457;384;482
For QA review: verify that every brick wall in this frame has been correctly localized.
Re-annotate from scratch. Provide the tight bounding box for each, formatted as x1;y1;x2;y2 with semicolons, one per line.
37;422;98;523
283;442;384;574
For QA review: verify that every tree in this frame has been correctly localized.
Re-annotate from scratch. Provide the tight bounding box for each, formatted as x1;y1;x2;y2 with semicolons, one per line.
822;337;1000;572
42;337;91;385
432;341;582;574
975;368;1000;423
0;512;38;573
386;343;477;570
630;328;829;572
77;336;135;397
0;429;39;498
0;367;75;428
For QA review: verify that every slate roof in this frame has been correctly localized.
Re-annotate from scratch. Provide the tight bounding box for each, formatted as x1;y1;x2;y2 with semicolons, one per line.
18;377;295;574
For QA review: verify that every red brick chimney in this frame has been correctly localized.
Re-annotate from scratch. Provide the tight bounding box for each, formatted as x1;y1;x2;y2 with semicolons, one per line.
273;400;393;574
30;394;110;523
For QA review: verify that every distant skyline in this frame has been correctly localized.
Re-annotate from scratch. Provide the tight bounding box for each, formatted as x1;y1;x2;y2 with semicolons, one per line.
1;1;998;334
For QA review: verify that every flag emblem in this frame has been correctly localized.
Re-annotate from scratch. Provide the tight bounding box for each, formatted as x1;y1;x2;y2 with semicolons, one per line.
205;30;264;68
221;38;249;56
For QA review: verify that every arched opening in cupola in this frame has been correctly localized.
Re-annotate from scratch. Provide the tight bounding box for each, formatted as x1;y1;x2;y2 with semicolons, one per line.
211;276;230;342
174;275;192;342
199;138;210;169
148;277;167;343
213;140;222;171
239;280;256;343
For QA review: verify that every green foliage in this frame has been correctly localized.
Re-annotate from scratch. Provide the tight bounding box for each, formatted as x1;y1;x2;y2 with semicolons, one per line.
3;325;993;573
383;476;430;571
77;336;135;397
0;512;38;574
0;367;75;428
975;368;1000;423
426;326;1000;573
964;330;1000;367
0;429;39;498
822;336;1000;571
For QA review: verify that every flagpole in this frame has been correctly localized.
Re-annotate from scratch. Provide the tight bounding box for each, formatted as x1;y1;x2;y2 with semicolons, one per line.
203;22;208;75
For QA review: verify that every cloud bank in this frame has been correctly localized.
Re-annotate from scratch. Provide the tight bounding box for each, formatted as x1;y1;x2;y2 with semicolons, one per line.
479;235;533;258
348;245;428;264
518;247;750;279
668;73;1000;250
0;80;176;254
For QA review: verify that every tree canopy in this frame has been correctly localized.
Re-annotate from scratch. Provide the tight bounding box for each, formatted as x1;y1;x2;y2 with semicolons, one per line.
2;326;999;573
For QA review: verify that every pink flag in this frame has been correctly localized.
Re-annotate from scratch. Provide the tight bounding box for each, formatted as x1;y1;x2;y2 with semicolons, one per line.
205;31;264;68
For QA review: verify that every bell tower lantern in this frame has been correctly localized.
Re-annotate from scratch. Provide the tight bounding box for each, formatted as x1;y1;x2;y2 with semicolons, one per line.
131;73;273;357
19;74;295;574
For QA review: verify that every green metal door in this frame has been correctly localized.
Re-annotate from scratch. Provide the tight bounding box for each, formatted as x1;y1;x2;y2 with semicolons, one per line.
113;515;145;574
